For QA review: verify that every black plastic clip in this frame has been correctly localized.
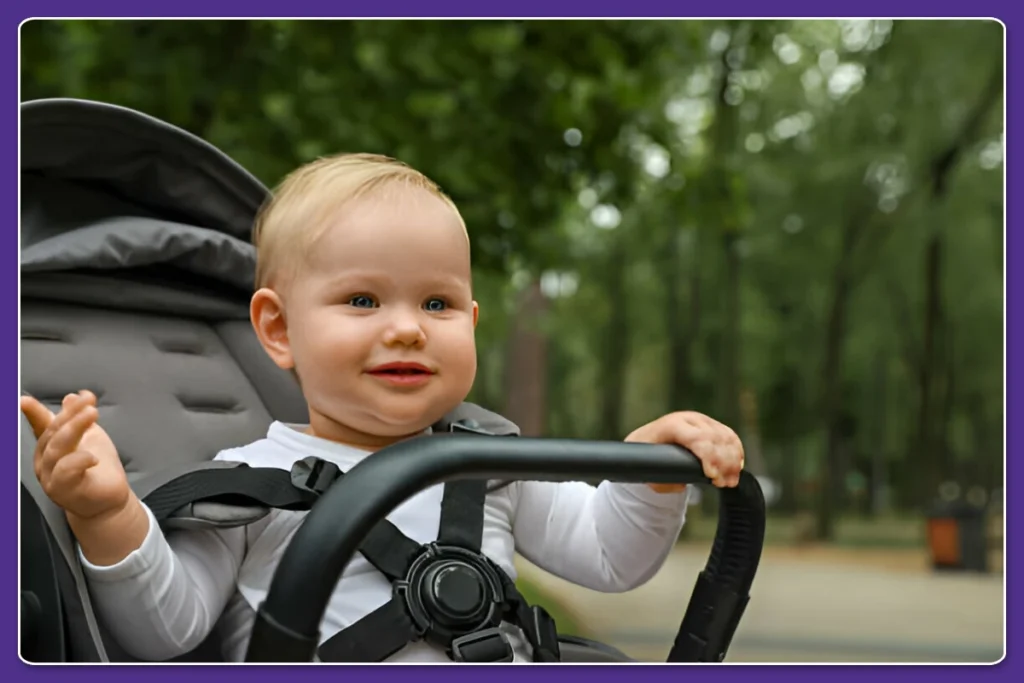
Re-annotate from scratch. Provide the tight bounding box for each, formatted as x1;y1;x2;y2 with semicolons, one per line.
450;628;515;662
289;456;341;496
525;605;561;662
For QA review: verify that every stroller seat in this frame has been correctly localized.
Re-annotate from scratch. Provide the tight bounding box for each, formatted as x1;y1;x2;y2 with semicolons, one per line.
19;98;634;664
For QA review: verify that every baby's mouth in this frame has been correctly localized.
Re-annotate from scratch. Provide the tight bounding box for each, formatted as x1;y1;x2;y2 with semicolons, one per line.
366;362;436;377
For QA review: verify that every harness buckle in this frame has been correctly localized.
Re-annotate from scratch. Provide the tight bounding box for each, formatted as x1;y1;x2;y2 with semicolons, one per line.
450;627;514;663
289;456;341;496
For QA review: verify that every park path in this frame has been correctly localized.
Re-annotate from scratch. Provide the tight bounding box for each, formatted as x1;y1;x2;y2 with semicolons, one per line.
514;543;1004;663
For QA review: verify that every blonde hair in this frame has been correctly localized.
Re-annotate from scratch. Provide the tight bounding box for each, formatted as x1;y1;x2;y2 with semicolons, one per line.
252;152;465;290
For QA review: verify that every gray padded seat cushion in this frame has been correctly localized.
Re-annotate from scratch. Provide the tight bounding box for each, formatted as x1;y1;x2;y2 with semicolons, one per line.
21;300;308;475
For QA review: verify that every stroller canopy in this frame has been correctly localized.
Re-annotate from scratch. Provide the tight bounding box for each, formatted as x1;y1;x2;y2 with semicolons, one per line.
21;98;270;319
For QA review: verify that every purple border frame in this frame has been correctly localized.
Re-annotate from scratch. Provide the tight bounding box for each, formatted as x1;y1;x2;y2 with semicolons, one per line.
9;6;1012;683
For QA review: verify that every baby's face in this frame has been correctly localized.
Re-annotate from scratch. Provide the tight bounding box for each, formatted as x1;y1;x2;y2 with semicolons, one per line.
280;187;478;447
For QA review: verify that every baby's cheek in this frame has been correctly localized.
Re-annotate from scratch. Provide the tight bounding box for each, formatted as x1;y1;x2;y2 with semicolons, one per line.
443;326;478;364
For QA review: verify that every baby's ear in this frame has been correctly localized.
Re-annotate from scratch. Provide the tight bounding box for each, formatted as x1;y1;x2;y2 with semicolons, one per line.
472;301;480;328
251;288;295;370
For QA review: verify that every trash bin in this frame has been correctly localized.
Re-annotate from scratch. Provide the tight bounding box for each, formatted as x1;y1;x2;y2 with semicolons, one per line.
926;499;989;573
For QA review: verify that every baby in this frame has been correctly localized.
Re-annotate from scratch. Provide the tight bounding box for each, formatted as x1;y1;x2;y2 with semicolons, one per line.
20;153;744;663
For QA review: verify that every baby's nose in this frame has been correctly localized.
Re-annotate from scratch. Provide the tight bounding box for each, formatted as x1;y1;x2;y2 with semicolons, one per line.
383;313;427;346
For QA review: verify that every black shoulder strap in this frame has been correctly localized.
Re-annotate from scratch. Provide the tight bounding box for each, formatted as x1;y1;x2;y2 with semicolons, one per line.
141;464;320;523
140;458;424;582
438;479;487;550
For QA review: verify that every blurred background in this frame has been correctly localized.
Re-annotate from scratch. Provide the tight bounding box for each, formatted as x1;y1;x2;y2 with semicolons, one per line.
20;18;1004;663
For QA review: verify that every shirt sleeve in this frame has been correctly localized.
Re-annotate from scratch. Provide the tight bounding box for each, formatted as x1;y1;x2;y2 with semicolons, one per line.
78;502;246;661
511;480;690;593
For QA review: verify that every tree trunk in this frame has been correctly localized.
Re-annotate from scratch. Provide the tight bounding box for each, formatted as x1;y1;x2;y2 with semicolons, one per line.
869;360;889;517
502;280;549;437
938;330;956;476
665;228;700;412
816;226;854;540
914;236;943;503
912;59;1002;508
545;333;577;437
705;25;745;427
721;232;741;427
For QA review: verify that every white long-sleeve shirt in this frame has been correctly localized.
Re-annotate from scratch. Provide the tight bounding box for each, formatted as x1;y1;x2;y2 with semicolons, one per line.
79;421;691;663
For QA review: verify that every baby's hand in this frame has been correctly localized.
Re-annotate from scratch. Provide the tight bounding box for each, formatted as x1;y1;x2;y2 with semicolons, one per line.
21;390;132;522
625;411;745;492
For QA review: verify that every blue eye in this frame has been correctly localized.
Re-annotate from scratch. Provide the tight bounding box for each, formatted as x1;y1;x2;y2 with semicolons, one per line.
424;298;447;312
349;295;377;309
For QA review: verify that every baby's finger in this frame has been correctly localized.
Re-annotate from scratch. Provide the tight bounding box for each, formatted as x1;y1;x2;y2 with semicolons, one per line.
48;449;100;492
716;446;741;479
694;444;725;482
74;390;98;409
20;396;55;439
718;446;744;488
710;446;741;486
38;394;88;446
41;405;98;471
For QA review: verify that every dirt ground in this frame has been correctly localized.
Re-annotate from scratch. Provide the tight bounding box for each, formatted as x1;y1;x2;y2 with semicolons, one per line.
515;541;1005;664
745;543;1004;574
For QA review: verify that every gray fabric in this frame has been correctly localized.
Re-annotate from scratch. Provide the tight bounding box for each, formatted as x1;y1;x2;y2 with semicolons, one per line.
22;275;251;321
214;320;310;424
445;402;521;436
162;502;271;531
21;215;257;293
20;413;110;662
20;302;276;476
21;98;268;242
21;173;165;250
21;171;258;316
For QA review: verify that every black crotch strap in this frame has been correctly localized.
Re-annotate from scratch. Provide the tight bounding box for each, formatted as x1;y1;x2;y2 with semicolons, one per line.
500;579;561;663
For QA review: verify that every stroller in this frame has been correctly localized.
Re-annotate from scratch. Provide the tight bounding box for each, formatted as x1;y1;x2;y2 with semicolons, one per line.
18;98;767;664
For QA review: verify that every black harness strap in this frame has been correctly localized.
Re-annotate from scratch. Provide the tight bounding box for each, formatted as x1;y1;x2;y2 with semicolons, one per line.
315;599;421;663
502;582;561;663
143;462;420;580
357;518;421;581
437;479;488;550
142;466;320;523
